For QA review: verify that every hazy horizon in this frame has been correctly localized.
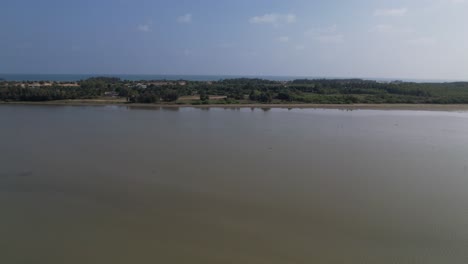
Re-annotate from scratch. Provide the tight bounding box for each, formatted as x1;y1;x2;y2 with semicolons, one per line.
1;73;466;83
2;0;468;80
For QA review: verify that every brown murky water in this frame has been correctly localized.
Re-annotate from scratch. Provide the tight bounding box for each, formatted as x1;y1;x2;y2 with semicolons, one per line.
1;105;468;263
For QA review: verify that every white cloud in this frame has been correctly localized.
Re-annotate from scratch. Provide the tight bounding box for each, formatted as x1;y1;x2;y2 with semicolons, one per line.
370;24;413;34
305;25;337;35
370;24;394;33
305;25;344;43
284;14;297;23
178;14;192;23
137;24;151;32
249;13;296;26
408;37;436;45
295;45;305;51
278;36;290;42
374;8;408;17
316;34;344;44
450;0;466;3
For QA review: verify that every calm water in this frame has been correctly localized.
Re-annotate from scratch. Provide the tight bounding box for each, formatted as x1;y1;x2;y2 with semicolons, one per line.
0;74;305;81
1;105;468;263
0;73;461;82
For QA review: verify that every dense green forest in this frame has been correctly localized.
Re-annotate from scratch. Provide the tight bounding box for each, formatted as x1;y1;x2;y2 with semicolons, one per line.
2;77;468;104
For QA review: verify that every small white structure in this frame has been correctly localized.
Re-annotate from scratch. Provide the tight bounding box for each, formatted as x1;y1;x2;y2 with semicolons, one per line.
135;83;147;89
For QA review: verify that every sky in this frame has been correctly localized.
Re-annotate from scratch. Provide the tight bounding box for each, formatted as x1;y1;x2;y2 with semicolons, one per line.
1;0;468;80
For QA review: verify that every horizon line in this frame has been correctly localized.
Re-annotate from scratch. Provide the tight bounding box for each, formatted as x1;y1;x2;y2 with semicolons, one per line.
1;73;467;82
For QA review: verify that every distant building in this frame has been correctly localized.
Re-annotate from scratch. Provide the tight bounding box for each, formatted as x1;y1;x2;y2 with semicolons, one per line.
135;83;147;89
60;83;80;87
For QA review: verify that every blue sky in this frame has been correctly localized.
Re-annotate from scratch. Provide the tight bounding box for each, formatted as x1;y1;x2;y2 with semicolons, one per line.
1;0;468;79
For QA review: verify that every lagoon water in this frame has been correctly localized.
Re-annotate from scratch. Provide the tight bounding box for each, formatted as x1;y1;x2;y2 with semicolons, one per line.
0;74;302;82
1;105;468;263
0;73;459;82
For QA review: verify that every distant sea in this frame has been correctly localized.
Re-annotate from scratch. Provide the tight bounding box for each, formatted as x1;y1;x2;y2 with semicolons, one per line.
0;74;463;83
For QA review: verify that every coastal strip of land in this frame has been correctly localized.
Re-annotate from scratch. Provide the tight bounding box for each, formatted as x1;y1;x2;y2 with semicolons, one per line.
4;100;468;111
4;77;468;108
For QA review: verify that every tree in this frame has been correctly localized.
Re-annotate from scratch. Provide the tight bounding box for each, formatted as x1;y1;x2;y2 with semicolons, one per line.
137;92;159;103
200;90;209;101
161;90;179;102
249;90;260;101
276;90;292;101
258;92;272;103
228;88;244;100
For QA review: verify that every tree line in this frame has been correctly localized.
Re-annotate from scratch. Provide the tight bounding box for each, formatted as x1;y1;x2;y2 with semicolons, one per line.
3;77;468;104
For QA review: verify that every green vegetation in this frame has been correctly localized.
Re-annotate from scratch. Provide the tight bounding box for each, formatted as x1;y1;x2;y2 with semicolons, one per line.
199;90;209;101
3;77;468;104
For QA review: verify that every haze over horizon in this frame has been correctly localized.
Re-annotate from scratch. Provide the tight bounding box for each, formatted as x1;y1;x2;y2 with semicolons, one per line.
2;0;468;80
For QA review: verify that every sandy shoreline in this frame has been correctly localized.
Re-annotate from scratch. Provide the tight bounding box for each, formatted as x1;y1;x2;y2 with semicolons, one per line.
3;100;468;111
